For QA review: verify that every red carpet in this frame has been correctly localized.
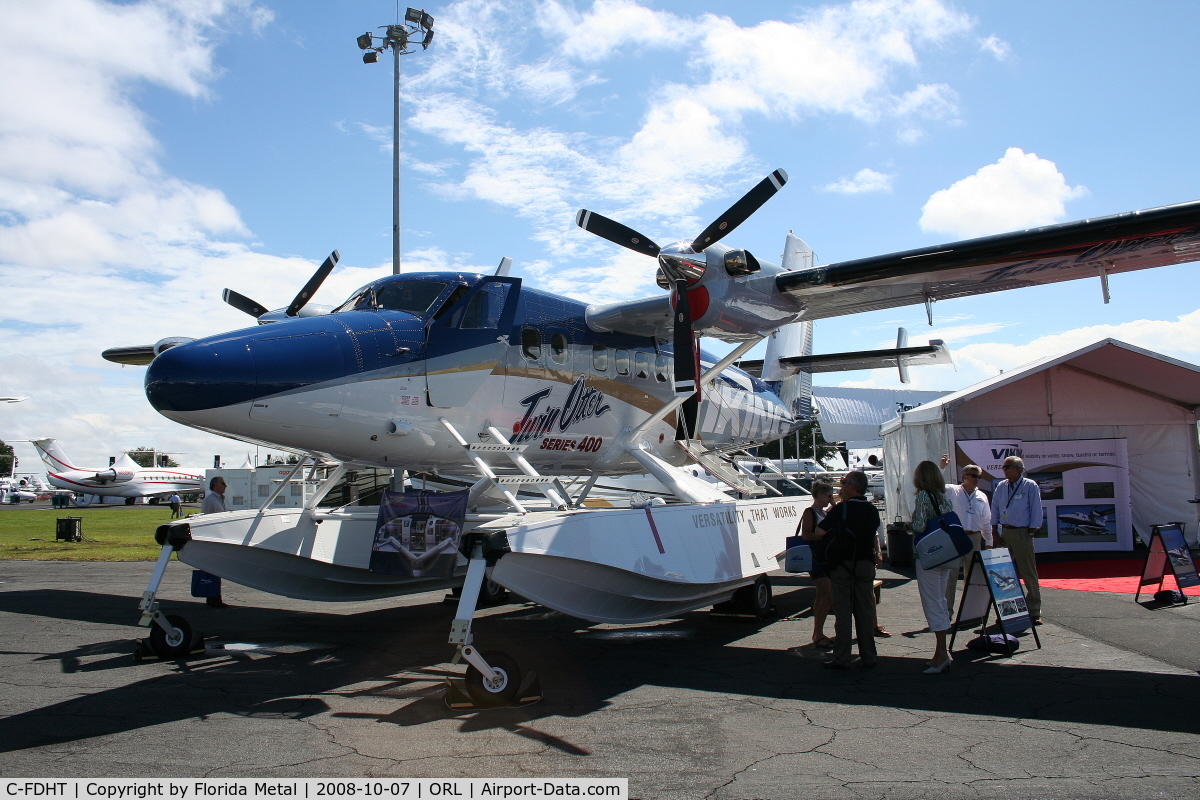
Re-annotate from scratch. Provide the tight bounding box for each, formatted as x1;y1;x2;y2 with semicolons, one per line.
1038;558;1200;596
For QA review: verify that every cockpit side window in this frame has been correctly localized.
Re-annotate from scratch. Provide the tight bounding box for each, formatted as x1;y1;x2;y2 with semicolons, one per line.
453;282;512;329
432;285;469;320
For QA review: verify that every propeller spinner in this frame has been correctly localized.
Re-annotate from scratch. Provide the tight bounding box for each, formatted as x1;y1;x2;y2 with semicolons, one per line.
575;170;789;439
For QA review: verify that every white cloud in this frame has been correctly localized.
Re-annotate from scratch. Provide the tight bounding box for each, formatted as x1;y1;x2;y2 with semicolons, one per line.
919;147;1088;238
405;0;981;300
979;35;1012;61
0;0;322;467
537;0;683;63
821;168;895;194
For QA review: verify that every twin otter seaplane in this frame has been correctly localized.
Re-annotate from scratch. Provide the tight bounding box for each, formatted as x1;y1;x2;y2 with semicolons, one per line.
107;169;1200;704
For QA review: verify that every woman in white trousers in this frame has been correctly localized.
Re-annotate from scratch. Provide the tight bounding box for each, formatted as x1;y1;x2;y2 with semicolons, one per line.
911;460;955;673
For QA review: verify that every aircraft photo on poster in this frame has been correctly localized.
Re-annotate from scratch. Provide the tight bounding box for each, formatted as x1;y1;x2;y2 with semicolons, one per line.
1056;504;1118;544
981;548;1032;631
1157;524;1200;589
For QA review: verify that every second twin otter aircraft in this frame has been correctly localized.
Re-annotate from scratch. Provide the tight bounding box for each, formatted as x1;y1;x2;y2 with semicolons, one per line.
108;171;1200;701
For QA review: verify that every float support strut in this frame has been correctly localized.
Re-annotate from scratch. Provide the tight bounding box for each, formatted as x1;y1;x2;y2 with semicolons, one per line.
449;543;501;683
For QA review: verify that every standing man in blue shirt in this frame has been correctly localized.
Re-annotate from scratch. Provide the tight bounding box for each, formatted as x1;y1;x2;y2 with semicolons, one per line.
990;456;1044;623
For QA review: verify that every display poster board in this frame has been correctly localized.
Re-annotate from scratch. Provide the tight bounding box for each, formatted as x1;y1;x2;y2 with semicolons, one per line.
1137;523;1200;601
369;490;468;577
952;548;1040;655
954;438;1132;552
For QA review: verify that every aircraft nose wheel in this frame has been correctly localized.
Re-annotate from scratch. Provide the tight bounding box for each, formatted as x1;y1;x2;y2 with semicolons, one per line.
464;650;521;707
148;614;193;659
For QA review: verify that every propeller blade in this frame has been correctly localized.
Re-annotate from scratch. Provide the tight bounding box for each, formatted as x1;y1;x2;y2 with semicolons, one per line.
691;169;788;251
222;289;270;319
672;278;699;440
575;210;661;257
286;250;340;317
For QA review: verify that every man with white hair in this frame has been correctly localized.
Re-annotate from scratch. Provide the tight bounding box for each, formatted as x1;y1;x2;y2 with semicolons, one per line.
990;456;1043;623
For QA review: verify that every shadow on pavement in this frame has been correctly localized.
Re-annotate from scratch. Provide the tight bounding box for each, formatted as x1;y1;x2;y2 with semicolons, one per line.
0;586;1198;757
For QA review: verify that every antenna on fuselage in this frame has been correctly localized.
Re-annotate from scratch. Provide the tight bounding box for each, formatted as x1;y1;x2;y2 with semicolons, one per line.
494;256;513;277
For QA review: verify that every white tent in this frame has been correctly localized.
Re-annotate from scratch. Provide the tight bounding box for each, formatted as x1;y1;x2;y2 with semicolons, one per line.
812;387;950;448
881;339;1200;548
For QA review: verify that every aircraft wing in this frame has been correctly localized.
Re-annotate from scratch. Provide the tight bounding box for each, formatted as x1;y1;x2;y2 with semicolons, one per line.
776;200;1200;319
585;295;673;337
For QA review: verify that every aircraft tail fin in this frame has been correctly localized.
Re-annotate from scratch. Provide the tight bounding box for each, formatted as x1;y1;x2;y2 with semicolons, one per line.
30;438;79;471
763;321;814;420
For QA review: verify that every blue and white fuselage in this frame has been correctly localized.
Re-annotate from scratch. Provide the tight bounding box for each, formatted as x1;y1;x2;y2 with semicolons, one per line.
146;272;802;475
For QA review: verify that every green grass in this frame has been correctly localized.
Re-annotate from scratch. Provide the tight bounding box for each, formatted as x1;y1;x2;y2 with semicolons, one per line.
0;506;192;561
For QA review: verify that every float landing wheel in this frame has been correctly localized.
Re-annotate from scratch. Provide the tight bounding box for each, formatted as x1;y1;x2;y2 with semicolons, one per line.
149;614;193;659
464;650;521;707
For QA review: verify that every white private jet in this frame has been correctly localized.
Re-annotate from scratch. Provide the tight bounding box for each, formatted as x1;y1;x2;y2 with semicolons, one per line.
103;169;1200;704
30;438;204;504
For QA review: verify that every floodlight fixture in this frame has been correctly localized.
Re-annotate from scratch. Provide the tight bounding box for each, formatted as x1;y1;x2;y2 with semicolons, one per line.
355;12;434;276
386;24;408;48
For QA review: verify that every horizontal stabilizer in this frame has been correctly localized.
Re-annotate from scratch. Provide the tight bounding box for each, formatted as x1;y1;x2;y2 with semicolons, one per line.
780;340;952;374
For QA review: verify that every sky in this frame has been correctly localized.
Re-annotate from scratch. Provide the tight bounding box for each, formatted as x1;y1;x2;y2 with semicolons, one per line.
2;0;1199;469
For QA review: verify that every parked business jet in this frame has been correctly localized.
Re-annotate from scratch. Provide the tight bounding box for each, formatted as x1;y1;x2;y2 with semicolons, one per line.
31;438;204;503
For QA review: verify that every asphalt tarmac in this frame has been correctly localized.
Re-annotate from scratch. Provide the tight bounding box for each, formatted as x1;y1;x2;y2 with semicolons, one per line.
0;559;1197;799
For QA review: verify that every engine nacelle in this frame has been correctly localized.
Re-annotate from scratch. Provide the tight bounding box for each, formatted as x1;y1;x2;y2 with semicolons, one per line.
91;468;137;484
674;243;805;341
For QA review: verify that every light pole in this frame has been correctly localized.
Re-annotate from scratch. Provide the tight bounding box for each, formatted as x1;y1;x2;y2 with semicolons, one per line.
357;9;434;275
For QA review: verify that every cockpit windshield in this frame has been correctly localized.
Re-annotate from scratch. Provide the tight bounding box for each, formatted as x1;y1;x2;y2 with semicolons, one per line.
332;281;449;315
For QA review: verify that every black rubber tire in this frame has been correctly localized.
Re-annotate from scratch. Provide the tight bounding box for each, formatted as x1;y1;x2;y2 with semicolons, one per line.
464;650;521;707
480;577;508;606
124;497;135;506
149;614;193;660
732;576;773;618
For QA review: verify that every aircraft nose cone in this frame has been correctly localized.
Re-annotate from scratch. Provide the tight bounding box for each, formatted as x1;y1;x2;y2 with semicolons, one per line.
145;339;256;413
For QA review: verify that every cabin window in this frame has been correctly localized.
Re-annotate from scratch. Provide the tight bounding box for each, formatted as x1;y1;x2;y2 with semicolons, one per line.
592;343;608;372
550;332;569;364
456;282;511;329
634;350;650;380
615;349;630;375
522;328;542;361
655;355;669;383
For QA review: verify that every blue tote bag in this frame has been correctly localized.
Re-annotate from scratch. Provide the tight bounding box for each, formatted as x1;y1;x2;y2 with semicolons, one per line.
914;491;973;569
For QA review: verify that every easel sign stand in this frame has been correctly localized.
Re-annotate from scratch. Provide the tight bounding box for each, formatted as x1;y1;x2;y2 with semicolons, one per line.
949;547;1042;657
1136;523;1200;604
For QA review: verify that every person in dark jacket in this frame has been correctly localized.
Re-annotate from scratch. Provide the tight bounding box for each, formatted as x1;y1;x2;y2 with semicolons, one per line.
817;470;882;669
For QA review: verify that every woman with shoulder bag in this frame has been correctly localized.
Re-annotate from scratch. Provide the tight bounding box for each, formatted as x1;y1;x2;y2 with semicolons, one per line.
796;481;836;649
911;460;956;674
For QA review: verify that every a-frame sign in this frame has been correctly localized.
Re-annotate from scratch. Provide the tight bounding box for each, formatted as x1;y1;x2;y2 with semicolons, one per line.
949;547;1041;657
1136;523;1200;603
